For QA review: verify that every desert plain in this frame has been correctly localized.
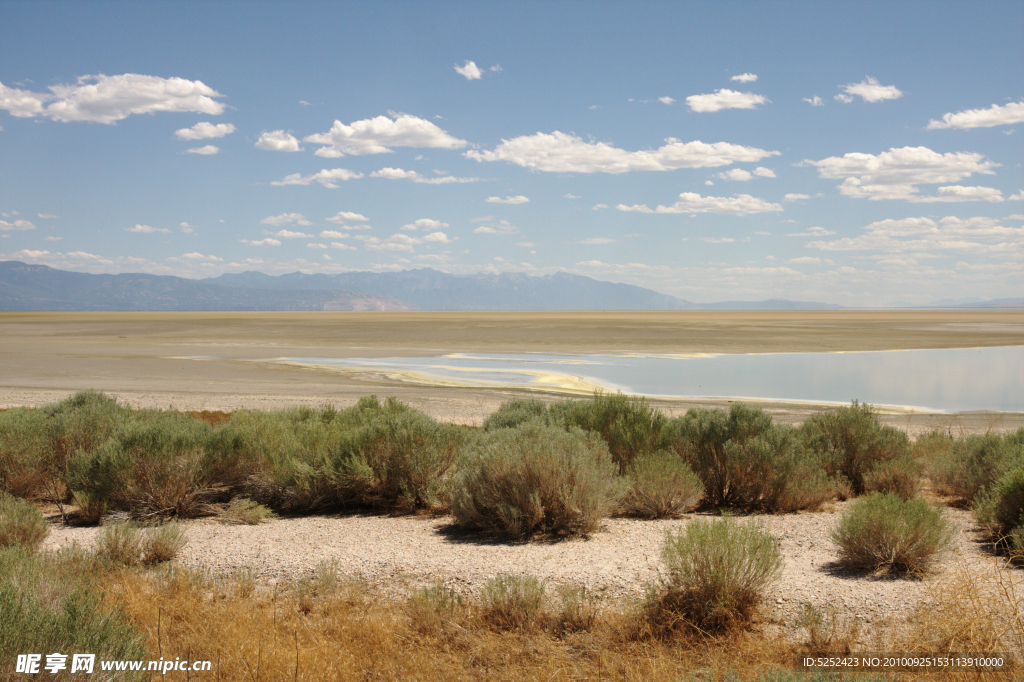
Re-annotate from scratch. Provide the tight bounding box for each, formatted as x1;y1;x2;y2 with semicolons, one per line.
6;309;1024;657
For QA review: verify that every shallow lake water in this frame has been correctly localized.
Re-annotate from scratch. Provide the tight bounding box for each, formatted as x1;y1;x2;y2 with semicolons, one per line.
273;345;1024;413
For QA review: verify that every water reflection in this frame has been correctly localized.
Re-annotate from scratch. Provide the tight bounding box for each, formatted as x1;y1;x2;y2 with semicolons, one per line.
276;346;1023;413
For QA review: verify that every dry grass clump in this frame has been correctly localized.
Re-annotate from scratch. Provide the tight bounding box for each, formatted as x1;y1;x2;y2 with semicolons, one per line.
831;492;954;574
96;521;187;567
646;516;783;635
0;491;49;552
620;449;704;518
863;457;922;500
794;603;863;657
219;496;277;524
925;430;1023;504
450;421;625;538
480;573;548;632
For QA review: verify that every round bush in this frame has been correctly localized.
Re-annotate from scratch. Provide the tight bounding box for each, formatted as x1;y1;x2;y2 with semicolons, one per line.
480;574;547;631
621;450;704;518
450;422;625;538
831;492;954;573
648;517;783;633
482;399;549;431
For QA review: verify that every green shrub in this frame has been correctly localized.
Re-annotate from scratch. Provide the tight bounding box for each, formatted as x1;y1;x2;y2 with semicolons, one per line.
831;492;955;573
620;450;704;518
670;405;833;511
647;517;783;633
801;401;910;495
973;467;1024;544
554;584;599;634
0;546;147;677
0;408;50;499
863;457;922;500
71;490;108;525
480;573;548;631
549;391;669;470
482;398;550;431
95;521;145;567
240;397;465;513
407;583;465;634
142;522;187;565
0;491;49;552
929;433;1023;504
68;411;248;517
221;497;277;524
450;421;625;538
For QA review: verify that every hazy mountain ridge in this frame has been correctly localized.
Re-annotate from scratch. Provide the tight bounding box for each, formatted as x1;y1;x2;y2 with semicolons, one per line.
0;262;414;311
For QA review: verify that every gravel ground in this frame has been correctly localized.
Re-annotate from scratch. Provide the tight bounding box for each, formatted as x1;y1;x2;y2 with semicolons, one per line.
41;498;1015;634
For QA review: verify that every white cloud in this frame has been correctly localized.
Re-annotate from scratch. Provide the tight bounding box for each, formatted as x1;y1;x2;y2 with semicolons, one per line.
43;235;62;241
490;65;502;72
910;186;1007;203
306;243;328;249
730;73;758;83
465;131;778;173
616;192;784;215
578;237;616;245
517;242;535;247
325;211;369;223
836;77;902;103
179;222;196;233
304;114;466;156
256;130;302;152
784;193;811;202
753;167;775;178
803;96;824;107
806;215;1024;254
271;168;364;188
356;233;420;252
422;231;456;243
658;96;675;105
175;122;235;140
370;167;478;184
0;74;225;124
273;229;312;239
806;146;997;201
473;219;519;235
927;101;1024;130
37;213;59;219
700;237;736;243
686;89;767;112
0;219;36;231
718;169;752;181
486;195;530;204
788;226;836;237
261;213;312;226
126;224;170;234
173;252;223;262
788;257;822;264
330;242;356;250
185;145;219;155
563;194;580;199
319;230;349;239
455;60;483;80
401;218;448;231
241;238;282;247
1009;191;1024;201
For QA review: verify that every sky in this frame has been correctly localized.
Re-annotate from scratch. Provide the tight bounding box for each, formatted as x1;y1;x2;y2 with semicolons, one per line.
1;0;1022;306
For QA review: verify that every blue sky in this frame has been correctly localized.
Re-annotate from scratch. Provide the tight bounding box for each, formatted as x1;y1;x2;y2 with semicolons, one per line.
1;0;1021;305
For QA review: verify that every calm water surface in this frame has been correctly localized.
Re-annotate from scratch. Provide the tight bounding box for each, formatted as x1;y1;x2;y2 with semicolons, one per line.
276;346;1023;412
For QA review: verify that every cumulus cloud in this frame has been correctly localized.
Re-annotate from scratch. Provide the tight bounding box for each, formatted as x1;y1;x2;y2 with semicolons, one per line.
356;233;420;252
753;167;775;178
927;101;1024;130
465;131;778;173
686;89;767;112
370;167;478;184
658;96;675;105
806;215;1024;254
472;219;519;235
803;96;824;107
185;145;219;155
401;218;448;231
255;130;302;152
126;224;170;234
325;211;369;223
784;193;811;202
271;168;364;188
304;114;466;156
422;231;456;243
0;219;36;231
454;61;483;80
0;74;226;124
718;169;752;181
175;122;235;140
319;230;349;239
836;77;902;104
330;242;356;250
578;237;616;245
44;236;62;241
789;256;822;264
805;146;997;201
179;222;197;233
700;237;736;243
616;192;784;215
788;226;836;237
486;195;529;204
241;238;281;247
273;229;312;239
38;213;59;219
730;73;758;83
261;213;312;226
172;252;223;262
